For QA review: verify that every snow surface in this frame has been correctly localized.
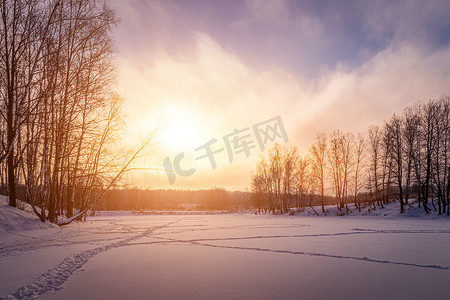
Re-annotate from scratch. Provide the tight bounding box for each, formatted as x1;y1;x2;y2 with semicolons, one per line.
0;196;56;233
0;200;449;299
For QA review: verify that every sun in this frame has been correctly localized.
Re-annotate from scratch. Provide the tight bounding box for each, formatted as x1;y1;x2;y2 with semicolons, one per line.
163;110;200;151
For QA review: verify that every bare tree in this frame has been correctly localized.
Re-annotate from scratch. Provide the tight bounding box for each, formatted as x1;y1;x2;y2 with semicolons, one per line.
0;0;154;224
385;114;406;212
0;0;61;207
368;126;382;209
309;133;327;213
402;107;420;207
251;144;301;213
251;155;270;213
295;155;309;210
282;145;299;211
419;101;440;213
328;131;354;212
352;133;366;212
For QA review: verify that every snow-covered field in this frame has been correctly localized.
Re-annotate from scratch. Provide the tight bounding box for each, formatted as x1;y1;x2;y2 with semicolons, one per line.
1;201;450;299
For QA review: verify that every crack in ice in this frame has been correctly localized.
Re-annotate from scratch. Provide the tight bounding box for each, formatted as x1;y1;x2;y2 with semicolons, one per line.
146;236;450;271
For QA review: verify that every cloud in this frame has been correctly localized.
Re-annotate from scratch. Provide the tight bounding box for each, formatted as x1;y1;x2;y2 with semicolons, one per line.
118;29;450;190
113;0;450;190
361;0;450;46
299;43;450;135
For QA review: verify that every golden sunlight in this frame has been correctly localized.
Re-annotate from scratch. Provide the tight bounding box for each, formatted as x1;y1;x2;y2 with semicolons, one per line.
162;109;200;151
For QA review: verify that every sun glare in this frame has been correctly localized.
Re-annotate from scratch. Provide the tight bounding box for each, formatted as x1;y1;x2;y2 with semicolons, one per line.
163;111;200;151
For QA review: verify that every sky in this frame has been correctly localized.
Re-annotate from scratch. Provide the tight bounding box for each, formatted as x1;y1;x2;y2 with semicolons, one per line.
111;0;450;191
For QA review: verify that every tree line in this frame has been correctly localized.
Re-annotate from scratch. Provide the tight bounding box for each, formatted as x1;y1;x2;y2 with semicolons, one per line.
251;96;450;215
96;188;253;212
0;0;149;224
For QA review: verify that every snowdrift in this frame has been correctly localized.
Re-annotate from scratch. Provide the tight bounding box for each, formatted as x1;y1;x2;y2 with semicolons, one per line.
0;195;57;232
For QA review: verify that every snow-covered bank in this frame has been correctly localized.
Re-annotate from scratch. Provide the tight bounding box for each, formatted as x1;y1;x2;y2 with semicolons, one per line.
292;200;450;218
0;196;57;233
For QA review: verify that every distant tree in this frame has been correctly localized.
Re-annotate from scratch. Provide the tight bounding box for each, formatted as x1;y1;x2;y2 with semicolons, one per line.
295;155;310;210
352;133;366;212
208;186;229;211
309;134;327;213
251;144;300;213
282;145;299;211
419;101;440;214
328;131;354;212
368;126;382;209
385;114;406;212
251;154;271;213
402;107;420;207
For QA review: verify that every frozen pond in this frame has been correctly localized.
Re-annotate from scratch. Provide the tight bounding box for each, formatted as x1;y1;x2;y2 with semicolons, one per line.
1;214;449;299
